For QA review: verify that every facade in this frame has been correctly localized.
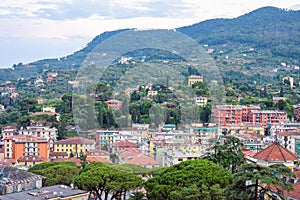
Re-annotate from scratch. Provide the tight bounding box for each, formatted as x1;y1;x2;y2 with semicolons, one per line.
0;185;89;200
194;96;208;106
295;105;300;122
0;166;44;195
147;90;158;97
248;110;288;128
276;132;300;155
18;126;58;143
1;126;17;139
187;75;203;86
106;99;122;109
95;130;119;147
4;136;49;161
212;105;261;126
112;140;139;153
53;136;95;157
282;76;294;88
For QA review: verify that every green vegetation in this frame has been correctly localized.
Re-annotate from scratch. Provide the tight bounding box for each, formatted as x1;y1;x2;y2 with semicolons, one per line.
145;159;232;200
28;162;80;186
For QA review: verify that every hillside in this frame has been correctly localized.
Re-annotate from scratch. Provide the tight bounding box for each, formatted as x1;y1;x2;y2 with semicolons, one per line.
0;6;299;82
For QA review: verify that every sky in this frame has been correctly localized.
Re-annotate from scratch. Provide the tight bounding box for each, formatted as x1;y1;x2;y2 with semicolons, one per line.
0;0;299;68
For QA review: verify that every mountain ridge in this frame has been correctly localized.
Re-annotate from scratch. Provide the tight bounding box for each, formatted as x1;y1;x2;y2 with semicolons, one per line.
1;6;299;81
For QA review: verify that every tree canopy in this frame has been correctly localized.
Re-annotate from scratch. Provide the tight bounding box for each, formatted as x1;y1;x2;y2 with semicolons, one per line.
145;159;232;200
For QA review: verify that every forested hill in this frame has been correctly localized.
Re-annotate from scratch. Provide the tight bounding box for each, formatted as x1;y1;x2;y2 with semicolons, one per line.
1;6;300;81
177;6;300;61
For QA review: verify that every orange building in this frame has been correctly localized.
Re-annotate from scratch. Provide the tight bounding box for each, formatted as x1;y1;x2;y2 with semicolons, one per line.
5;136;50;161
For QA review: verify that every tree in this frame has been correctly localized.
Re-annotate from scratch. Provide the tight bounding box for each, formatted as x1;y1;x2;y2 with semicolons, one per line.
74;162;144;200
19;98;38;113
28;162;80;186
206;136;246;173
145;159;231;200
225;163;295;200
128;191;146;200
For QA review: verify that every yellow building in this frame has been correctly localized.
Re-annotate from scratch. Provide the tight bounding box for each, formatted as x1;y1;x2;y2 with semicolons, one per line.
53;136;95;157
188;75;203;86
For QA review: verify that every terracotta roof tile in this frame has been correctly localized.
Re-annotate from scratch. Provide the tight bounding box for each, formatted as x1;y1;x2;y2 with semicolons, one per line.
253;142;297;161
276;131;300;136
17;155;45;162
112;140;138;148
86;156;112;163
50;152;68;157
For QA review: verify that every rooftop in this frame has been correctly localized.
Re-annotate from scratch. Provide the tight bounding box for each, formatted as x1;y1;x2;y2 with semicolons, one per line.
0;166;44;186
0;185;88;200
112;140;138;148
253;142;297;162
17;155;45;162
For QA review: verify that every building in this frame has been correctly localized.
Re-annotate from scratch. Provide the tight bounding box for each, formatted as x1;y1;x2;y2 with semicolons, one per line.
83;149;112;163
212;105;261;126
0;166;44;195
4;136;50;161
118;148;159;168
1;126;17;139
106;99;122;109
42;107;56;113
276;131;300;155
53;136;95;157
188;75;203;86
282;76;294;88
147;90;158;97
0;185;89;200
18;126;58;142
272;97;286;104
253;142;297;169
17;155;45;169
194;96;208;106
112;140;139;153
160;124;176;132
248;110;288;128
95;130;119;147
295;105;300;122
0;104;4;114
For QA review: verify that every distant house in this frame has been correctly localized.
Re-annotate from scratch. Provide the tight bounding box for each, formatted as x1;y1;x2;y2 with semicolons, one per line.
147;90;158;97
0;166;44;195
53;136;95;157
46;77;53;82
160;124;176;132
272;97;286;104
118;148;159;168
106;99;122;109
112;140;139;153
282;76;294;88
188;75;203;86
17;155;45;169
194;96;208;106
0;185;89;200
1;126;17;139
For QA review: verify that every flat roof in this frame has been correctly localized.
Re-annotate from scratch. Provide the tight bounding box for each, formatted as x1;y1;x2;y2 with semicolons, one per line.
0;185;88;200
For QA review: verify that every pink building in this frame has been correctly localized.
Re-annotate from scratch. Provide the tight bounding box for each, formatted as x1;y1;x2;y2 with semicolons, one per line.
248;110;288;128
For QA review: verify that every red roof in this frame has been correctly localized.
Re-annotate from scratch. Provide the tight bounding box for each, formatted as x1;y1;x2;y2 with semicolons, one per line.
119;149;159;166
2;126;17;130
50;152;68;157
83;149;110;156
112;140;138;148
253;142;297;162
276;131;300;136
54;137;95;145
0;159;17;166
86;156;112;163
17;155;45;162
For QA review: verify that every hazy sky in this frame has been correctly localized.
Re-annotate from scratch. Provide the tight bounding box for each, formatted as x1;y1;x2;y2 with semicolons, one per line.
0;0;299;68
